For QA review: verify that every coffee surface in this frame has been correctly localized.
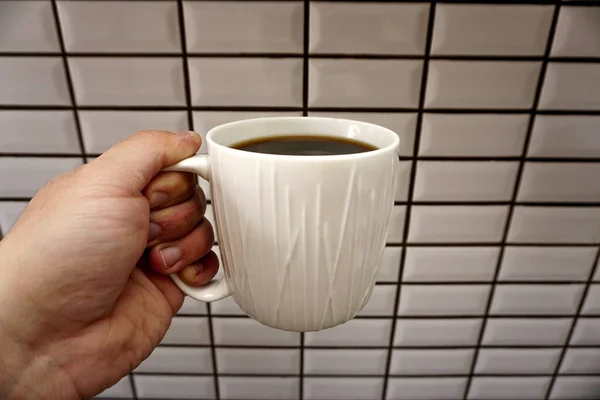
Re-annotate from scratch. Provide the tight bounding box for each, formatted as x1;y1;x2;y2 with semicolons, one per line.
231;135;376;156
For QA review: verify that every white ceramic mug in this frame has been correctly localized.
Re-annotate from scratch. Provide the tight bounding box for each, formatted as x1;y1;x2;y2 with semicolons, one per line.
165;117;399;332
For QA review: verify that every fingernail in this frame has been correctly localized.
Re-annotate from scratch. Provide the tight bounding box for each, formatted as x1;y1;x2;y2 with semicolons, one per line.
148;223;161;241
180;264;205;283
149;191;169;208
175;131;198;136
160;246;182;269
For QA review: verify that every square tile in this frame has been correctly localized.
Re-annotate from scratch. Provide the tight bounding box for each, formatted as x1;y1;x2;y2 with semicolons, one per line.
80;111;187;154
499;246;596;281
310;3;428;54
358;284;396;316
386;206;406;244
403;247;499;282
386;378;467;400
432;4;553;55
518;163;600;202
393;318;482;347
408;206;509;243
420;114;528;157
482;318;571;345
305;319;391;347
220;377;298;400
189;58;302;107
213;318;300;346
552;6;600;57
582;284;600;314
467;377;550;400
184;1;302;53
475;348;561;374
0;157;82;197
160;317;210;345
135;347;212;374
308;59;422;107
193;111;302;153
0;57;69;105
398;285;490;316
390;349;474;375
413;161;518;201
490;284;584;315
134;375;214;399
539;63;600;110
95;376;133;399
560;348;600;373
529;116;600;158
508;207;600;243
0;202;27;234
69;58;185;106
425;61;541;108
177;296;207;315
0;1;59;51
304;349;387;375
304;377;382;400
308;112;417;156
571;318;600;345
549;377;600;400
210;296;245;316
377;246;402;282
216;348;299;375
0;111;79;154
57;1;179;52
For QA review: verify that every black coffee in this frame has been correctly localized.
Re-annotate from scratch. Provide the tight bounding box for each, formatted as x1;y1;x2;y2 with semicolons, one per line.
231;135;377;156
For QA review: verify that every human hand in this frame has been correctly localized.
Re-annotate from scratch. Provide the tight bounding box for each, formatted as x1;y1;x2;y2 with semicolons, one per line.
0;131;218;399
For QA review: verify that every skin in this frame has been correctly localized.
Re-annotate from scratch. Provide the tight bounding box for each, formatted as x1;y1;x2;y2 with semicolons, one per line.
0;131;218;400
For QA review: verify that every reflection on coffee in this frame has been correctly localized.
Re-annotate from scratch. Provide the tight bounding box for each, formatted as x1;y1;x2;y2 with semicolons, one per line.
231;135;377;156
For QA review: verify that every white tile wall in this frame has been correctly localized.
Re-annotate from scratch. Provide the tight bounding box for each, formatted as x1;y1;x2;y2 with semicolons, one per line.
0;1;59;52
304;377;382;400
403;247;498;282
467;377;551;400
184;1;303;53
425;61;541;108
413;161;518;201
432;4;553;55
308;59;422;108
57;1;180;53
0;111;79;154
4;2;600;400
386;378;467;400
189;58;302;107
310;3;429;55
394;318;482;347
389;349;474;375
529;116;600;158
420;114;528;157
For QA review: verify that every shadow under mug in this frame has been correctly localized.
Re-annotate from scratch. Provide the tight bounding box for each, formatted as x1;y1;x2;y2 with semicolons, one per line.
164;117;400;332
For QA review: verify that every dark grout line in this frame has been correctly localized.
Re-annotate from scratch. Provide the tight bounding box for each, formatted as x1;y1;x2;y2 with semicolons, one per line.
545;246;600;398
462;5;562;398
177;0;195;133
381;3;437;400
50;0;87;164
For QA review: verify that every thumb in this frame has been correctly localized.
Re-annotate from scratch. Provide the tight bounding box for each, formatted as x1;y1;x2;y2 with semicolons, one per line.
87;130;202;191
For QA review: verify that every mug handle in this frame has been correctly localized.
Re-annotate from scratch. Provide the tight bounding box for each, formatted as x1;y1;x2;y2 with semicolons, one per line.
162;155;232;302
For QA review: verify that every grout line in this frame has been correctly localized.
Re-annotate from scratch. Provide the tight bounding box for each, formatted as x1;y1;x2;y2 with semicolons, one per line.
177;0;195;132
462;5;562;399
127;375;138;400
299;0;310;396
544;246;600;398
381;3;437;400
157;343;600;350
130;371;600;378
50;0;87;164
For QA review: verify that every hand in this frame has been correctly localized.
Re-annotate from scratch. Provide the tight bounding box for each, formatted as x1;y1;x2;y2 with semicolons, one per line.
0;131;218;399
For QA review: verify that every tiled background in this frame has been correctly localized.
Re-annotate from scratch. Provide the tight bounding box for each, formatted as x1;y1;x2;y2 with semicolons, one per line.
1;0;600;399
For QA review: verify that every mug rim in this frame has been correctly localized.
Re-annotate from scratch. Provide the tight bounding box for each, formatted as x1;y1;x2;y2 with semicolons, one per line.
205;116;400;161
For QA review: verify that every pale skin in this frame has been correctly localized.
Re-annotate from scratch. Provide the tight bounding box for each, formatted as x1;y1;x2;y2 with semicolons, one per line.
0;131;218;400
